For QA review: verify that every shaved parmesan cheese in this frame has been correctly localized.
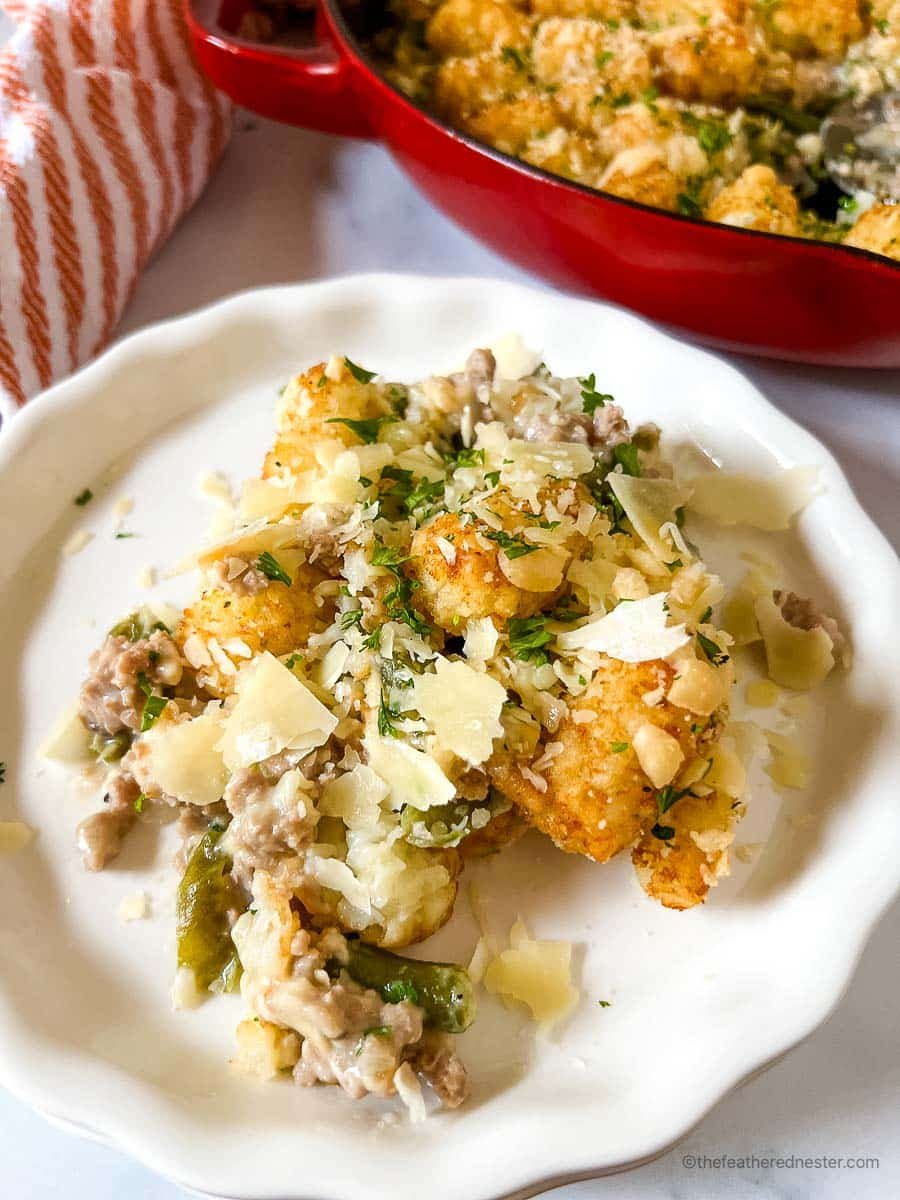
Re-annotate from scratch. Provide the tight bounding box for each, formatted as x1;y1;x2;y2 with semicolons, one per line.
499;545;567;593
219;653;338;770
632;723;684;788
393;1062;427;1123
414;657;505;765
557;593;688;662
500;438;594;482
765;730;810;790
114;496;134;518
483;919;578;1027
171;965;203;1010
315;640;350;691
491;333;542;381
41;703;93;763
118;892;149;922
667;659;725;715
0;821;33;853
464;617;499;661
566;557;618;609
306;853;375;916
688;467;819;531
141;710;229;806
180;517;296;572
755;596;834;689
706;742;746;798
137;564;156;590
197;472;234;507
364;732;456;810
233;1018;300;1079
607;475;688;560
721;582;763;645
319;764;387;829
63;529;93;556
745;679;779;707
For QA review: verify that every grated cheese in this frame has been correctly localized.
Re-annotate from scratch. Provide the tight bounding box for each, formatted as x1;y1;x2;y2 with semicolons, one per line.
118;892;150;922
464;617;499;661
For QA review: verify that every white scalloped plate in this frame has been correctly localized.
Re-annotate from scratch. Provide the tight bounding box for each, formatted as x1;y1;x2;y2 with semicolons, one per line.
0;276;898;1200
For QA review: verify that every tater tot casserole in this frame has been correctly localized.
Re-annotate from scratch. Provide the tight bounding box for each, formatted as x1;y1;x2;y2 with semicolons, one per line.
369;0;900;259
45;339;846;1116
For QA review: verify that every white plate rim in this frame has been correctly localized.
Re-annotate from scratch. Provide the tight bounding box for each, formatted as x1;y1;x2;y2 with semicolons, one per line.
1;273;899;1200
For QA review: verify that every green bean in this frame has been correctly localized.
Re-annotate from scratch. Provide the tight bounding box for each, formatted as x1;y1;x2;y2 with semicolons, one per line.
88;729;132;763
176;827;242;994
108;607;171;641
344;941;476;1034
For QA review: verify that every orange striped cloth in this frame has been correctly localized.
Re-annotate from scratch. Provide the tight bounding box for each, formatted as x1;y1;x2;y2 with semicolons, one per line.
0;1;231;423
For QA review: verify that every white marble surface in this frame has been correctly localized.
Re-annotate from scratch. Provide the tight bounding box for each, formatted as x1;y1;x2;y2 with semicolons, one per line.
3;108;899;1200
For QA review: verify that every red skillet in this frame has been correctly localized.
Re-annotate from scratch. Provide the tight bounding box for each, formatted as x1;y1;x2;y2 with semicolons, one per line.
185;0;900;367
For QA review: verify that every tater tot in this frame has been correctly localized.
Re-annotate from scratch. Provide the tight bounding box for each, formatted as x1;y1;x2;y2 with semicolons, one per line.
490;658;721;862
178;565;331;696
843;204;900;261
426;0;532;58
465;96;561;153
600;146;682;209
637;0;746;24
264;361;391;480
756;0;864;60
651;21;759;104
533;19;653;95
704;163;801;234
632;788;736;909
530;0;636;18
432;53;530;122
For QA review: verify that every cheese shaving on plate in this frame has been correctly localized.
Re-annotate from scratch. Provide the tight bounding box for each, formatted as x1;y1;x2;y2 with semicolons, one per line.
557;592;689;661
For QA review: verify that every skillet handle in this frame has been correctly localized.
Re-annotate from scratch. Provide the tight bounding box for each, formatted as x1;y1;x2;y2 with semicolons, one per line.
184;1;374;139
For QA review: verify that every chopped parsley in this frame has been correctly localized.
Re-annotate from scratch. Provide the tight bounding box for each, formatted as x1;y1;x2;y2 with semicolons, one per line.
372;540;430;636
442;446;485;470
665;558;683;572
611;91;632;108
387;384;409;416
256;550;292;586
355;1025;392;1054
114;531;136;539
358;475;372;488
383;978;420;1004
698;605;712;624
610;742;630;753
838;195;858;213
651;823;675;841
595;50;614;68
579;372;614;414
613;442;641;477
485;529;538;559
641;85;659;113
508;615;553;665
316;372;327;389
597;999;612;1008
484;469;501;487
339;607;364;631
74;488;93;507
134;793;146;814
137;673;168;732
680;111;732;156
676;183;703;219
501;45;527;69
875;17;889;34
697;631;728;665
690;722;705;735
0;761;5;784
326;414;397;444
344;356;377;384
284;653;304;670
378;693;401;737
656;784;691;815
362;625;382;651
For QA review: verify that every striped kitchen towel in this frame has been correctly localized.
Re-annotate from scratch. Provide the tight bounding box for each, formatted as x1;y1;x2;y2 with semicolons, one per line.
0;0;231;423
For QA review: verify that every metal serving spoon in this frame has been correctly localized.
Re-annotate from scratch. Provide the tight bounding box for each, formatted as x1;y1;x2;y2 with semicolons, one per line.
821;89;900;203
